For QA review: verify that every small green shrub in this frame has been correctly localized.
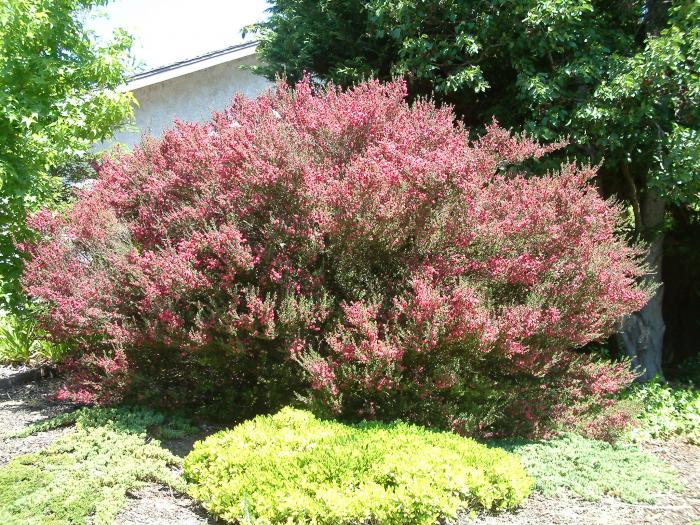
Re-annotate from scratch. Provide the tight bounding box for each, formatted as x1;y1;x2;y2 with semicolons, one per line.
495;433;680;502
626;379;700;443
0;407;197;525
184;408;532;525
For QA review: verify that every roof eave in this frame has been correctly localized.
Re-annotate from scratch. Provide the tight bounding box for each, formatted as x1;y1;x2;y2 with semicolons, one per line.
122;41;258;92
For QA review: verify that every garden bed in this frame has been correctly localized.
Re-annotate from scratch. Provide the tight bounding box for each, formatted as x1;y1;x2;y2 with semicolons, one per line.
472;438;700;524
0;378;213;524
1;377;698;525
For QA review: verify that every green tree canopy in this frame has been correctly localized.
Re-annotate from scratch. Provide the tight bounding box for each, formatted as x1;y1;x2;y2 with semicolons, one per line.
0;0;133;307
249;0;700;378
251;1;699;201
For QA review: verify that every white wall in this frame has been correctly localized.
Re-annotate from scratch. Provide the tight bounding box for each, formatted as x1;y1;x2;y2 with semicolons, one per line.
98;54;271;150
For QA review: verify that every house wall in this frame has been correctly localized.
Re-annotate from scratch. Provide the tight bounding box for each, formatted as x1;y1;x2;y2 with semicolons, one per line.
98;54;271;150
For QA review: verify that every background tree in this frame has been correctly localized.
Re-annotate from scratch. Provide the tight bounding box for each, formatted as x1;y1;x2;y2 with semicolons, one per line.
249;0;700;379
0;0;133;309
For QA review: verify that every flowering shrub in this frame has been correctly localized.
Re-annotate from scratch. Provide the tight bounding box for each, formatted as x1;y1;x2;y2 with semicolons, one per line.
23;79;647;435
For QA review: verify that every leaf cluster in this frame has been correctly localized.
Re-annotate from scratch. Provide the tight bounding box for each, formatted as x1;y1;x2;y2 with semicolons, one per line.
625;378;700;444
251;0;700;207
0;310;68;364
0;0;133;307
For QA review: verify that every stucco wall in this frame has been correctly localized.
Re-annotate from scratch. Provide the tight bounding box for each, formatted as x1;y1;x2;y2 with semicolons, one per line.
98;54;271;150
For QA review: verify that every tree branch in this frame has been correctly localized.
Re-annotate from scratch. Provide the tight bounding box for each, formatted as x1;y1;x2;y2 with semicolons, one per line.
622;163;643;232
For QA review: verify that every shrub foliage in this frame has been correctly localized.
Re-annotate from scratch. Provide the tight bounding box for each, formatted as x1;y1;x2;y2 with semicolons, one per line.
23;79;646;435
0;0;133;307
184;408;532;524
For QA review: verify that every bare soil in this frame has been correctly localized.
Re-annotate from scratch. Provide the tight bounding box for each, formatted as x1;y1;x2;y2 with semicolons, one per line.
115;484;215;525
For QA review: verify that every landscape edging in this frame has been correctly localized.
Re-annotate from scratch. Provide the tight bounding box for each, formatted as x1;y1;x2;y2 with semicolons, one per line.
0;366;57;391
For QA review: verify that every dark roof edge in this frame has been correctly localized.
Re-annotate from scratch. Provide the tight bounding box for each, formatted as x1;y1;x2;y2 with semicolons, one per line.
129;41;258;82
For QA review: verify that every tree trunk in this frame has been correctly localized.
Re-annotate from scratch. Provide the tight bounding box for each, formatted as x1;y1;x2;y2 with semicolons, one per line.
618;190;666;380
617;1;671;381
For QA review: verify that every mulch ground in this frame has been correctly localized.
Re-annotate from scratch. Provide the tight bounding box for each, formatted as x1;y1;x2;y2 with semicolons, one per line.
0;376;74;466
1;373;698;525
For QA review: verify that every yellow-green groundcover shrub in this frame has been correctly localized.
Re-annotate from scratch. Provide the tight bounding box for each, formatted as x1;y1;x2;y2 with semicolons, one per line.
184;408;532;524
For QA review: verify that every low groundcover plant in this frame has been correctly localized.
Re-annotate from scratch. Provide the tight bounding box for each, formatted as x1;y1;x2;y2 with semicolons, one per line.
626;379;700;444
183;407;532;525
0;406;195;525
495;433;680;502
23;78;647;437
